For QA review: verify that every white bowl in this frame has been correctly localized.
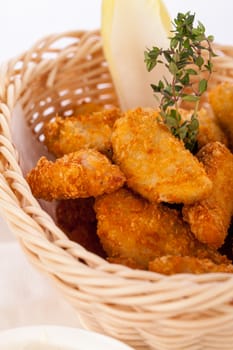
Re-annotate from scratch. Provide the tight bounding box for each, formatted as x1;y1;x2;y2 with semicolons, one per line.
0;325;134;350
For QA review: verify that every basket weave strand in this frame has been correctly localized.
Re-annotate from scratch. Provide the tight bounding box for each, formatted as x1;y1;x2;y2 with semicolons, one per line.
0;30;233;350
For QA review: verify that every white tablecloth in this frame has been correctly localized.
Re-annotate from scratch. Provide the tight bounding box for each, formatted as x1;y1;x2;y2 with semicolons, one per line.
0;216;81;331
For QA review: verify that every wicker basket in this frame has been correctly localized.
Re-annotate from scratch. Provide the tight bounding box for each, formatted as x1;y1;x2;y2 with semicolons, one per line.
1;30;233;350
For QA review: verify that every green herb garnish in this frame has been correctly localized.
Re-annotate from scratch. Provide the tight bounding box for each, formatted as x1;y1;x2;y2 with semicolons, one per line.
144;11;216;151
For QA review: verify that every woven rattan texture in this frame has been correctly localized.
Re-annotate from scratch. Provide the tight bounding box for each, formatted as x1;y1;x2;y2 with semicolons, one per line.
0;31;233;350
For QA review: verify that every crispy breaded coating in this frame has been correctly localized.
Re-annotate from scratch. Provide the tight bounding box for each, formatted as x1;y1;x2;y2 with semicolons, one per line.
183;142;233;248
194;244;230;265
56;197;96;232
148;256;233;275
94;188;216;269
27;149;125;201
44;108;122;157
107;256;144;270
111;108;212;204
180;107;228;149
209;82;233;149
197;104;229;148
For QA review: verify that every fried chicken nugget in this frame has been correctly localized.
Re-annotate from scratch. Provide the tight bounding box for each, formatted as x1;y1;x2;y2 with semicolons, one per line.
183;142;233;248
111;108;212;204
108;247;229;271
27;149;125;201
149;256;233;275
209;82;233;149
107;256;144;270
180;107;228;149
44;108;122;157
94;188;222;269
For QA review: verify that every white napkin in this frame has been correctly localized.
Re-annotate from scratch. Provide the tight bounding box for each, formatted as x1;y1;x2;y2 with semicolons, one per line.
0;227;81;330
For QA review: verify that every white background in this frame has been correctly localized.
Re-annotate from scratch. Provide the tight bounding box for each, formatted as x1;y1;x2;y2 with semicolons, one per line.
0;0;233;332
0;0;233;63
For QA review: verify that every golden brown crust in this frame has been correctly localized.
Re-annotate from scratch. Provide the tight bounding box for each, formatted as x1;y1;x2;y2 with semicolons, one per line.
179;107;229;149
44;108;122;157
209;82;233;149
111;108;212;204
94;188;221;269
183;142;233;248
107;256;144;270
27;149;125;201
149;256;233;275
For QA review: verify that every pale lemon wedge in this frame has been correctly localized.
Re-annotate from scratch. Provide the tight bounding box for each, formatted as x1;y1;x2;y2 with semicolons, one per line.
101;0;172;111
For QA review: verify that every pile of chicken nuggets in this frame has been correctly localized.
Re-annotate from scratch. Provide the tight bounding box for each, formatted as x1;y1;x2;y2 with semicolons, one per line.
26;82;233;275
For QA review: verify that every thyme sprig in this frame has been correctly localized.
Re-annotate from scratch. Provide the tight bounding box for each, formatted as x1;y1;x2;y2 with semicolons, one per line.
144;12;216;151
